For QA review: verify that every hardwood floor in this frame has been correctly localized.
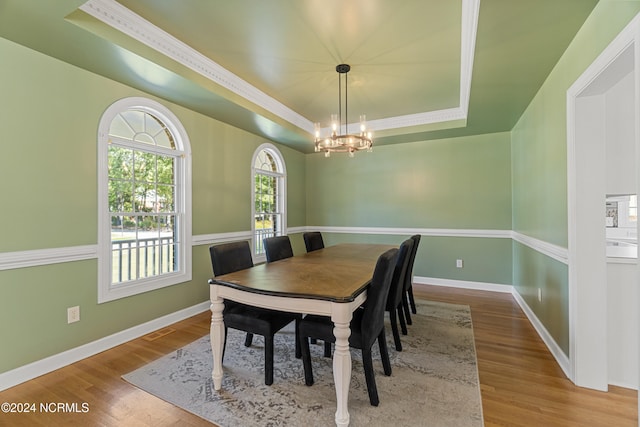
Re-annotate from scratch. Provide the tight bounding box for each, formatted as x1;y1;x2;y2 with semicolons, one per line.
416;285;637;427
0;285;636;426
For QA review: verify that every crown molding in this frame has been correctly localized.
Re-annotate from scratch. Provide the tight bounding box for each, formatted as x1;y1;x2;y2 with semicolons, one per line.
459;0;480;115
79;0;480;135
79;0;313;133
368;107;467;132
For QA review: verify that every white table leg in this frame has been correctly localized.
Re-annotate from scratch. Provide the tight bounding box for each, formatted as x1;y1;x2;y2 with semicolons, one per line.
332;307;353;427
210;296;225;390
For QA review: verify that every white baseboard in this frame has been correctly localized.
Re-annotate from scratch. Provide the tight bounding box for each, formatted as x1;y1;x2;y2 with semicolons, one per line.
0;301;211;392
415;276;572;381
414;276;513;293
510;291;572;381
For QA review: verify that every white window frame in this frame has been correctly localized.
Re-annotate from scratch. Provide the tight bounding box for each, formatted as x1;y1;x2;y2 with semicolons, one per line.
251;143;287;262
97;97;192;303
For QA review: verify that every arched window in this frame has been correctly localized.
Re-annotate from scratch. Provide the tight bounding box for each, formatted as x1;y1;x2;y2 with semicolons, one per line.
97;97;192;303
252;144;286;260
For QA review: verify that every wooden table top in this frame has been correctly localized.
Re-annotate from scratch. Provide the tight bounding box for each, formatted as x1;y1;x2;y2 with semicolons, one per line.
210;243;396;302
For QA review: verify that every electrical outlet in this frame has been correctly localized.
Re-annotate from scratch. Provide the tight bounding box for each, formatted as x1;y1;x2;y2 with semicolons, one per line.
67;306;80;324
456;259;464;268
537;288;542;302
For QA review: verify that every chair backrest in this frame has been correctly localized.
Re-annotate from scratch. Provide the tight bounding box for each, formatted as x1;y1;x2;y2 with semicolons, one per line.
303;231;325;253
209;241;254;276
263;235;294;262
360;248;398;344
403;234;421;291
386;238;414;311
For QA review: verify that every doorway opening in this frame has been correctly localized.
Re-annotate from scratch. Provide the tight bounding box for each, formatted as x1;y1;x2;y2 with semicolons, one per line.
567;18;639;391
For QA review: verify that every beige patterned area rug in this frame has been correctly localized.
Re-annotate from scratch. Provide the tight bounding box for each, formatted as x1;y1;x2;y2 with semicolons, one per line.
123;300;484;426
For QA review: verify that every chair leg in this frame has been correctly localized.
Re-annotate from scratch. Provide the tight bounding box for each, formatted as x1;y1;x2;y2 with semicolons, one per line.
378;329;392;376
299;335;314;386
408;284;417;314
389;309;402;351
361;347;379;407
323;341;332;357
244;332;254;347
402;293;412;326
398;304;408;336
264;335;274;386
295;319;301;359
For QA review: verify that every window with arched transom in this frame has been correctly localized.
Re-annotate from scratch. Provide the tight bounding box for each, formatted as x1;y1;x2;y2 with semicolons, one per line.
251;144;286;260
97;97;192;303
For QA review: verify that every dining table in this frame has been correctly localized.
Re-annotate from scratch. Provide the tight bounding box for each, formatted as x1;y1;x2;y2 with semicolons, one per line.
209;242;395;427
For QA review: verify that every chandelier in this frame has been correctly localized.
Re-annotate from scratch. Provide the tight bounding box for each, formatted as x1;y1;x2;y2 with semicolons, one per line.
314;64;373;157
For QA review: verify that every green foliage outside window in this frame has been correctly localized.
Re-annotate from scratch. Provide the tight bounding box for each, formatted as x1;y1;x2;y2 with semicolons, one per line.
108;146;175;216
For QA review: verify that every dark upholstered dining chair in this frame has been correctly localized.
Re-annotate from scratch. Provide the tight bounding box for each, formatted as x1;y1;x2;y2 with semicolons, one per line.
263;235;294;262
298;248;398;407
263;235;324;358
263;235;303;358
385;238;414;351
208;240;299;385
401;234;421;327
407;234;422;314
303;231;325;253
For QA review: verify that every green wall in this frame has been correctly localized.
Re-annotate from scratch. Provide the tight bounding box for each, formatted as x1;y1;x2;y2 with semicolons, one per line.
0;37;305;373
5;0;640;378
511;0;640;354
306;132;513;285
322;233;513;286
306;133;512;229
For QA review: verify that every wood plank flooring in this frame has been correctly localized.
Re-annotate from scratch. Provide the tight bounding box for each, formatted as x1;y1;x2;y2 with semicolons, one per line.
416;285;637;427
0;285;636;426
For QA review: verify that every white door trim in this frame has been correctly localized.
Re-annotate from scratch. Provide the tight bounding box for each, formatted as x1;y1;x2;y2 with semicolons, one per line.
566;13;640;391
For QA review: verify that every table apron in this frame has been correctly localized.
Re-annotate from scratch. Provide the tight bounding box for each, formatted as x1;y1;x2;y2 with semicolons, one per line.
210;284;366;320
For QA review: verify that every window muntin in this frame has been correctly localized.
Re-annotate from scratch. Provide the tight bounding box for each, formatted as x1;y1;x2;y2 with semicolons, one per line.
109;110;176;149
108;144;177;283
98;98;191;303
252;145;286;258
